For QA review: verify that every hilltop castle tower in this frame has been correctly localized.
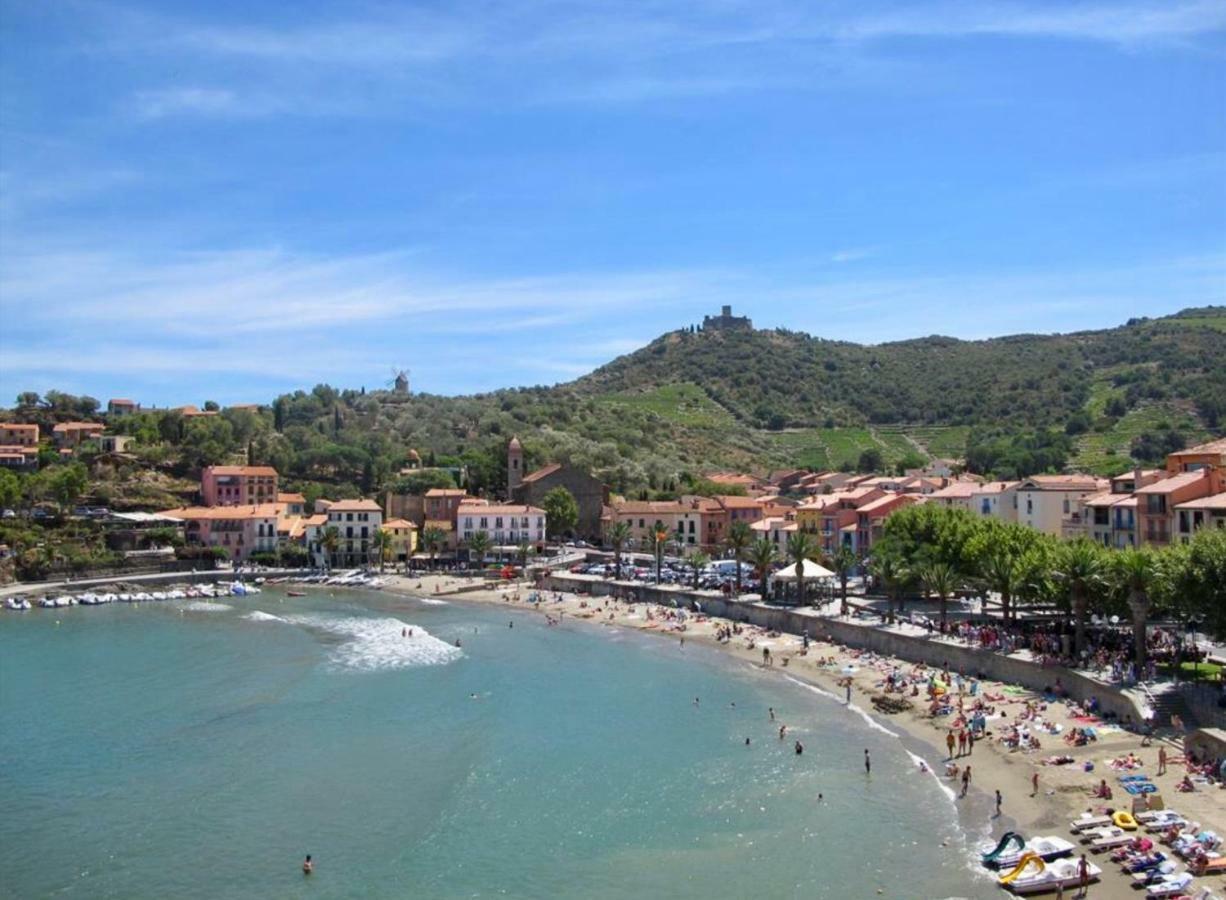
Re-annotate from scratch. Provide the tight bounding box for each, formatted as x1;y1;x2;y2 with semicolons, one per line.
702;305;752;331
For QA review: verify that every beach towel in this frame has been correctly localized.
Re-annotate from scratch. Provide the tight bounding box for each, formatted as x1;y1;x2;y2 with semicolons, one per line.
1125;783;1159;795
1120;775;1152;783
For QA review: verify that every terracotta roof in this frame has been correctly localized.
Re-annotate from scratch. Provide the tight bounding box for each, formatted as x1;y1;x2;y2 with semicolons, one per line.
857;494;918;515
973;480;1019;494
277;492;306;503
206;465;278;477
108;398;136;406
53;421;103;432
1082;491;1130;508
0;423;38;431
1172;437;1226;456
160;504;282;520
929;482;977;499
1020;475;1104;491
521;463;562;483
327;499;383;512
424;488;468;497
304;514;328;527
614;500;685;515
383;518;418;529
1175;491;1226;511
716;495;765;509
1135;471;1209;495
0;444;37;455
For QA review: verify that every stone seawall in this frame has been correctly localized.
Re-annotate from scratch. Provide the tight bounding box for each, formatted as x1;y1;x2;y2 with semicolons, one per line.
542;573;1146;723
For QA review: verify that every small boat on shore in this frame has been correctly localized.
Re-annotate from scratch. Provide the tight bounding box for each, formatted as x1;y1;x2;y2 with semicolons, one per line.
985;836;1075;869
4;597;32;611
1000;854;1101;894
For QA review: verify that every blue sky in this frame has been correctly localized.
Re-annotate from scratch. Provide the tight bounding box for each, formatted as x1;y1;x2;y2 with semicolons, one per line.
1;1;1224;406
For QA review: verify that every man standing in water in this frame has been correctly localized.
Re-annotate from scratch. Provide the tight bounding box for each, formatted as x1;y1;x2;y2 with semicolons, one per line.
303;855;313;875
864;749;871;775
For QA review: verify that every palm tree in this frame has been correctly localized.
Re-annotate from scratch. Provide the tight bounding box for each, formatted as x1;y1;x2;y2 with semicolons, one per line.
1115;547;1155;669
650;520;669;584
688;551;711;589
421;526;445;569
321;526;340;571
869;553;909;622
920;561;959;631
372;527;393;572
517;542;533;571
467;530;491;570
607;521;632;580
786;531;817;606
977;547;1023;624
749;538;777;598
725;521;752;597
829;544;857;616
1056;539;1106;658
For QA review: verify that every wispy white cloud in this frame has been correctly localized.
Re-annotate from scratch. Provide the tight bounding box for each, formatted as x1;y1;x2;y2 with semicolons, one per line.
86;1;1226;118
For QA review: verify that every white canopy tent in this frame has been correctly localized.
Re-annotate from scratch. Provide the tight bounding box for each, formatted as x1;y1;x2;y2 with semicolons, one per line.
773;559;835;581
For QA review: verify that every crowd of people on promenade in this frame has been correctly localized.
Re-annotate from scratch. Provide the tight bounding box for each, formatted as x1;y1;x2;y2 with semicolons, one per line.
938;619;1196;684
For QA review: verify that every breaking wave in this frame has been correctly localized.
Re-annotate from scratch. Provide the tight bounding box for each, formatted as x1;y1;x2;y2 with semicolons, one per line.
282;614;462;672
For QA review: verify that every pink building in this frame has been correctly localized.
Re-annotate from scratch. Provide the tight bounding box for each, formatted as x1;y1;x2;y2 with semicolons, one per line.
202;465;279;507
160;504;281;561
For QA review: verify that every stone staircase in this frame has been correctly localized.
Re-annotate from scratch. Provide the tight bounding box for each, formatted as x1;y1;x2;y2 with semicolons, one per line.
1143;680;1198;730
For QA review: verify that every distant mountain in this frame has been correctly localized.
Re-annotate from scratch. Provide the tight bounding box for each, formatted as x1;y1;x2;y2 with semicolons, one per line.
573;306;1226;432
9;308;1224;501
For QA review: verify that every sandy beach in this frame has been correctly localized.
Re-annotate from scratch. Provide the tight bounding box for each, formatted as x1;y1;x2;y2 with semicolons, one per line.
385;572;1226;900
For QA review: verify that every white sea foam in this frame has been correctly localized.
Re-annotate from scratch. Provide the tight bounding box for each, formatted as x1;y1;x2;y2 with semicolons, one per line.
245;610;285;622
905;749;958;802
417;597;449;606
283;614;462;672
783;675;899;737
182;601;232;612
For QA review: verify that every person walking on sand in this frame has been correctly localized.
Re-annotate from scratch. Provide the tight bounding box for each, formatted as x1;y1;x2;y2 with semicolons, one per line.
1158;746;1167;775
845;680;852;704
967;730;975;756
946;731;956;759
1076;854;1090;898
994;789;1002;817
1031;771;1039;797
957;729;967;757
960;766;972;798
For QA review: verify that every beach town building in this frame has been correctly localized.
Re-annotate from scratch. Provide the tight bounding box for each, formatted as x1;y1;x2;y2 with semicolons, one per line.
1068;469;1166;548
1174;492;1226;540
381;518;418;563
98;434;133;454
795;488;886;556
201;465;279;507
302;514;330;567
507;440;609;540
1165;437;1226;474
853;494;921;557
969;481;1019;522
0;423;39;446
52;421;104;448
750;515;799;557
457;503;546;549
106;399;139;416
160;504;281;562
1015;474;1107;536
1135;468;1225;546
717;494;772;526
0;445;38;470
927;480;976;513
324;499;384;568
424;488;474;526
277;492;306;516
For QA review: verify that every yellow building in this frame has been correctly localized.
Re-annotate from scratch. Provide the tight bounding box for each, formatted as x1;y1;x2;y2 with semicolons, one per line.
382;518;418;563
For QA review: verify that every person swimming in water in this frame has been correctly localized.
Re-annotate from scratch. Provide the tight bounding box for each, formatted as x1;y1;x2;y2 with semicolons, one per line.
303;855;313;875
795;740;804;755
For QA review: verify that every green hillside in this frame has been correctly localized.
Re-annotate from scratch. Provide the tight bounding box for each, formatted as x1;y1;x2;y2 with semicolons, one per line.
3;308;1223;504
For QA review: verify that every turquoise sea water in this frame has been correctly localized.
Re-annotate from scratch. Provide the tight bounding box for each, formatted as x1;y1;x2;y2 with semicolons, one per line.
0;589;995;899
